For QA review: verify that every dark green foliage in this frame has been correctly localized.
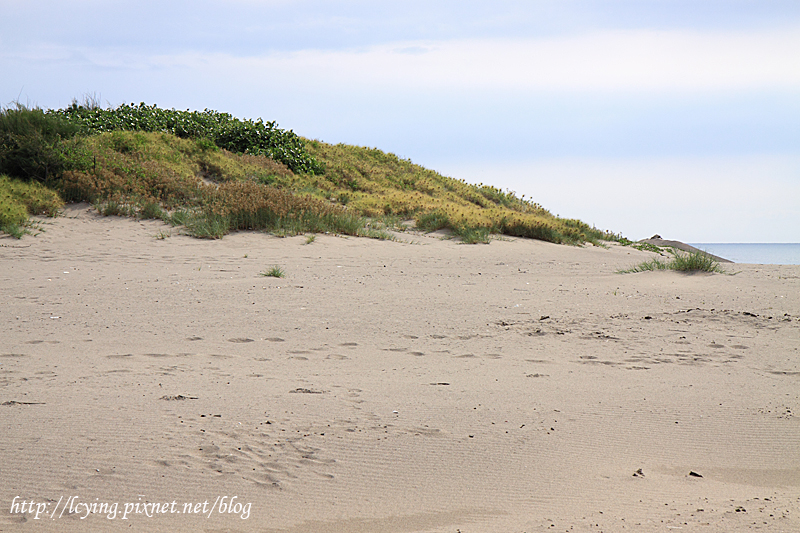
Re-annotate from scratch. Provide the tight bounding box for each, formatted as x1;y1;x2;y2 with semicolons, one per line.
0;105;81;181
54;103;323;175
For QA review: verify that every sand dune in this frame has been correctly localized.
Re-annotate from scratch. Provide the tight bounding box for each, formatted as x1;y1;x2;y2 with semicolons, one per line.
1;204;798;532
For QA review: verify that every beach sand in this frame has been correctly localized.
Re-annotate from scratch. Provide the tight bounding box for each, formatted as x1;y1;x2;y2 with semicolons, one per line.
1;204;798;532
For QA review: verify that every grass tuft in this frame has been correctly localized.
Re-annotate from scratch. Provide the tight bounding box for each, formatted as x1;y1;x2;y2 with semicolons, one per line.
619;250;725;274
261;265;285;278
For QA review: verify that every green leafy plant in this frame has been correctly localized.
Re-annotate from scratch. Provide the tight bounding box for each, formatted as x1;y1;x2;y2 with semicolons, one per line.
54;102;323;174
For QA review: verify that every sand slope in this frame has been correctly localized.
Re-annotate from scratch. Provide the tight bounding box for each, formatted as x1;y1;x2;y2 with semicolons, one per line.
1;205;799;532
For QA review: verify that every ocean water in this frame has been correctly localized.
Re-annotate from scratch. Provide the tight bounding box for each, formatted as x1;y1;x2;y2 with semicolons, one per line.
689;243;800;265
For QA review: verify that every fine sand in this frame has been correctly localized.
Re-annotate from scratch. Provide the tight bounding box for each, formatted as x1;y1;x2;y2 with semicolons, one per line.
1;204;799;532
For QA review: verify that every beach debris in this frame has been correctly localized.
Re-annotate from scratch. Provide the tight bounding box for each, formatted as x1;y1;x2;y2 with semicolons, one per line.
159;395;198;401
2;400;45;406
429;382;450;386
540;315;550;321
688;471;703;478
633;468;645;477
290;388;322;394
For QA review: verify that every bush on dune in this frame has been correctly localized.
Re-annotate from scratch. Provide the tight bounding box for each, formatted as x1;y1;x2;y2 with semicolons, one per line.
1;101;615;244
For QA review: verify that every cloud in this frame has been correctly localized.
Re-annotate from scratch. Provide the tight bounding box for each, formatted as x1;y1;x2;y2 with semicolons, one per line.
7;26;800;95
123;26;800;93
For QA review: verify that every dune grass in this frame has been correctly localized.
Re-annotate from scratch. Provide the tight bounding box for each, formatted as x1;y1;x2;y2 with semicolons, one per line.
260;266;285;278
619;249;725;274
1;102;615;244
0;174;64;237
303;140;608;244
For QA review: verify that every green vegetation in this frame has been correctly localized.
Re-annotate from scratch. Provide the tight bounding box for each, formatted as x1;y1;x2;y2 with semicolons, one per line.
1;100;614;244
304;141;608;244
54;101;322;174
616;236;663;253
261;265;285;278
0;174;63;237
619;249;725;274
0;104;82;182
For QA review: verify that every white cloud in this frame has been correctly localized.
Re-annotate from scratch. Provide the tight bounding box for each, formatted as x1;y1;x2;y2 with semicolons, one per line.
163;26;800;92
7;26;800;94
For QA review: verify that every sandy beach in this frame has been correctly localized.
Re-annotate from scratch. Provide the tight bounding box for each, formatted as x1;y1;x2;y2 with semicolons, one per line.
1;204;798;532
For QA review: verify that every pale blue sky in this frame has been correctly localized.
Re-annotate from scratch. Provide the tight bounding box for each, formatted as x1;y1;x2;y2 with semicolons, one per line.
2;1;799;241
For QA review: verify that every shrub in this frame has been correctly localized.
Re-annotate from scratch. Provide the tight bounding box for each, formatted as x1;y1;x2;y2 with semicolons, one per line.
0;104;81;182
54;103;323;174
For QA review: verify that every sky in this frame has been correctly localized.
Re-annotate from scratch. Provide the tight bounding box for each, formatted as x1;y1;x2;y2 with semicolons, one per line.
2;0;799;242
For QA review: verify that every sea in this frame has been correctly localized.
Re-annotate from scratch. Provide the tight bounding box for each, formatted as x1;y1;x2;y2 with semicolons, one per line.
689;243;800;265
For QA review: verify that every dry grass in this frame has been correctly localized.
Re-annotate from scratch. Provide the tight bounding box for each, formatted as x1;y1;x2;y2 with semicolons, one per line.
304;140;607;244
